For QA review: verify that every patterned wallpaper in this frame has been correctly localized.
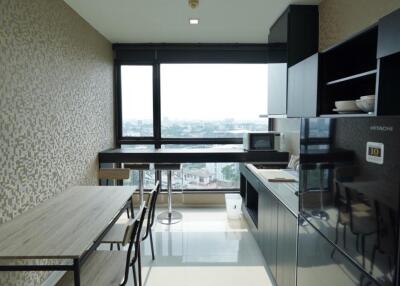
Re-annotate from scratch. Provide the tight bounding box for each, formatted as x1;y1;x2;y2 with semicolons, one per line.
0;0;114;284
319;0;400;50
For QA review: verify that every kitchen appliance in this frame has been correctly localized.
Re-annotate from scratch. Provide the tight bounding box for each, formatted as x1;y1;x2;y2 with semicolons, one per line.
243;132;281;151
298;117;400;286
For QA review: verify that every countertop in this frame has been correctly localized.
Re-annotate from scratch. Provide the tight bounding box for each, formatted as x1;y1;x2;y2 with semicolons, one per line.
99;147;290;164
245;164;299;216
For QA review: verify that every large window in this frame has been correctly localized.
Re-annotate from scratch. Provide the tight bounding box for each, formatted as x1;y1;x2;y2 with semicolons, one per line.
121;65;153;137
160;64;268;138
115;45;279;191
120;63;269;142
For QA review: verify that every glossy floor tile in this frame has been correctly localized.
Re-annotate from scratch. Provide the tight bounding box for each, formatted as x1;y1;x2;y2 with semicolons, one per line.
123;207;274;286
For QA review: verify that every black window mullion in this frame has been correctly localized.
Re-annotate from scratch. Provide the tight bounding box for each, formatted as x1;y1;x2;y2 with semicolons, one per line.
153;62;161;148
115;62;122;147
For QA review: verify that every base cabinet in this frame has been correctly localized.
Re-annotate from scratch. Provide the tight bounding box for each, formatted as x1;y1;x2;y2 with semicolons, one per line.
259;187;279;277
241;165;298;286
276;205;297;286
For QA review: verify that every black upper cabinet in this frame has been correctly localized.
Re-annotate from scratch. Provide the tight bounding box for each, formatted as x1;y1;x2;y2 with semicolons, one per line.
377;8;400;58
319;26;379;116
376;8;400;115
267;5;318;116
268;5;319;67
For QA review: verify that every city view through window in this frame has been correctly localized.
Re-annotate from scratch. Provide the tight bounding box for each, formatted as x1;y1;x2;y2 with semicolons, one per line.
121;64;269;190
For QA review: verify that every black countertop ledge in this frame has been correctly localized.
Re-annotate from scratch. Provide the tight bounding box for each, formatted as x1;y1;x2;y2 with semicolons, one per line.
98;147;290;164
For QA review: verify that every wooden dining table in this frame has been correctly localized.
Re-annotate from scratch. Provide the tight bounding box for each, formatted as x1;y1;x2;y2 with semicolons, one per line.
0;186;135;286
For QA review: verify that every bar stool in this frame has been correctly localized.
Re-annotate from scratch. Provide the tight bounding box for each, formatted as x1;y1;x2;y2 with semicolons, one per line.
311;163;334;220
124;163;150;205
299;163;316;226
155;163;182;225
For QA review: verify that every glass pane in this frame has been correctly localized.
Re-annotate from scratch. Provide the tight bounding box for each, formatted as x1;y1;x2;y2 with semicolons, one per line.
160;64;269;138
120;144;155;151
158;163;239;190
121;65;153;137
123;167;156;190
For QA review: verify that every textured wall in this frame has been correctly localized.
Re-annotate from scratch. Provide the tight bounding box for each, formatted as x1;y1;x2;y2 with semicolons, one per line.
0;0;114;284
319;0;400;50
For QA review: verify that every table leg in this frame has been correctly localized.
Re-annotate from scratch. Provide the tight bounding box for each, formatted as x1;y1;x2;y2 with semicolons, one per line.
73;258;81;286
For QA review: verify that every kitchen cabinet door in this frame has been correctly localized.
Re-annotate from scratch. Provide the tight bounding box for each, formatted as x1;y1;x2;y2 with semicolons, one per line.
257;183;266;247
287;53;319;118
263;187;279;280
268;63;288;115
378;8;400;58
276;204;298;286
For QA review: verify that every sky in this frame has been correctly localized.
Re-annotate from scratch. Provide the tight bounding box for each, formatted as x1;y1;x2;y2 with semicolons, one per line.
121;63;269;121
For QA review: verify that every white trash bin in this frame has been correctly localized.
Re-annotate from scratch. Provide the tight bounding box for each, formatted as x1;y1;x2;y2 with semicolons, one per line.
225;194;242;219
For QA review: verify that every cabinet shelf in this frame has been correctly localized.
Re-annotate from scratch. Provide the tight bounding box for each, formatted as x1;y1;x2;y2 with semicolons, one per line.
320;113;375;118
326;70;377;86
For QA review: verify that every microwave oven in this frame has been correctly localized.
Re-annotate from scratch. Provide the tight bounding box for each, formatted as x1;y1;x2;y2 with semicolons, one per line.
243;132;281;151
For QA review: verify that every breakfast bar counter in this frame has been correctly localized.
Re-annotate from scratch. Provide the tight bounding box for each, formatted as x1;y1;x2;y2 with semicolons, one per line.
98;147;290;164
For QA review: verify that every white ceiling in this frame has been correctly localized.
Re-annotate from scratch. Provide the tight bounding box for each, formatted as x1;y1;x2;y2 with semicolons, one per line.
64;0;321;44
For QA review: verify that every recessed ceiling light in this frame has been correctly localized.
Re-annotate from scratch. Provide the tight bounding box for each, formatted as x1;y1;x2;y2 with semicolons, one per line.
189;18;199;25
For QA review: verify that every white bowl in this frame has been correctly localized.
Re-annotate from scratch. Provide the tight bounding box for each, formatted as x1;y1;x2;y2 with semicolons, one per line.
360;95;375;100
335;100;359;111
356;99;375;112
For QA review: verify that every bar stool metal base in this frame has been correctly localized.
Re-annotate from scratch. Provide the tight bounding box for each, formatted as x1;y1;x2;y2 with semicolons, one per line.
157;211;182;225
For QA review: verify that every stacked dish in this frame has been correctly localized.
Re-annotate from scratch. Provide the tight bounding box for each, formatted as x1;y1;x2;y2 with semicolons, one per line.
356;95;375;112
333;100;361;114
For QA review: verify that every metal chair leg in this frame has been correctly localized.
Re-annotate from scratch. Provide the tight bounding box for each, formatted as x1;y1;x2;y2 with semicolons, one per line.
138;245;142;286
150;228;155;260
361;235;366;268
139;170;145;204
117;243;121;251
331;219;340;258
132;264;138;286
110;243;113;251
370;245;378;274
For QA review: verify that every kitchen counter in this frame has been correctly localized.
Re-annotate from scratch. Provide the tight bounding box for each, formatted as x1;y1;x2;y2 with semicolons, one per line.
245;164;299;216
99;147;289;164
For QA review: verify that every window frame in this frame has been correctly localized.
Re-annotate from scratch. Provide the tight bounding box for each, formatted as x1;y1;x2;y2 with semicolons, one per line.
114;44;285;148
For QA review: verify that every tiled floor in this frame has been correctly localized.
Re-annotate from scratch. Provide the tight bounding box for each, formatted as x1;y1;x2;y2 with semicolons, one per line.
122;207;274;286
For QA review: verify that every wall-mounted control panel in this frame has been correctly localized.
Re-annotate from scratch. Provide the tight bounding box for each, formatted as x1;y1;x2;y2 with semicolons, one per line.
366;142;384;164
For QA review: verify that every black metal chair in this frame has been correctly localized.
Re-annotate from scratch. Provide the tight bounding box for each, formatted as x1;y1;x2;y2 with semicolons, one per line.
56;204;147;286
332;179;376;268
370;200;397;283
142;181;161;260
101;181;160;285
